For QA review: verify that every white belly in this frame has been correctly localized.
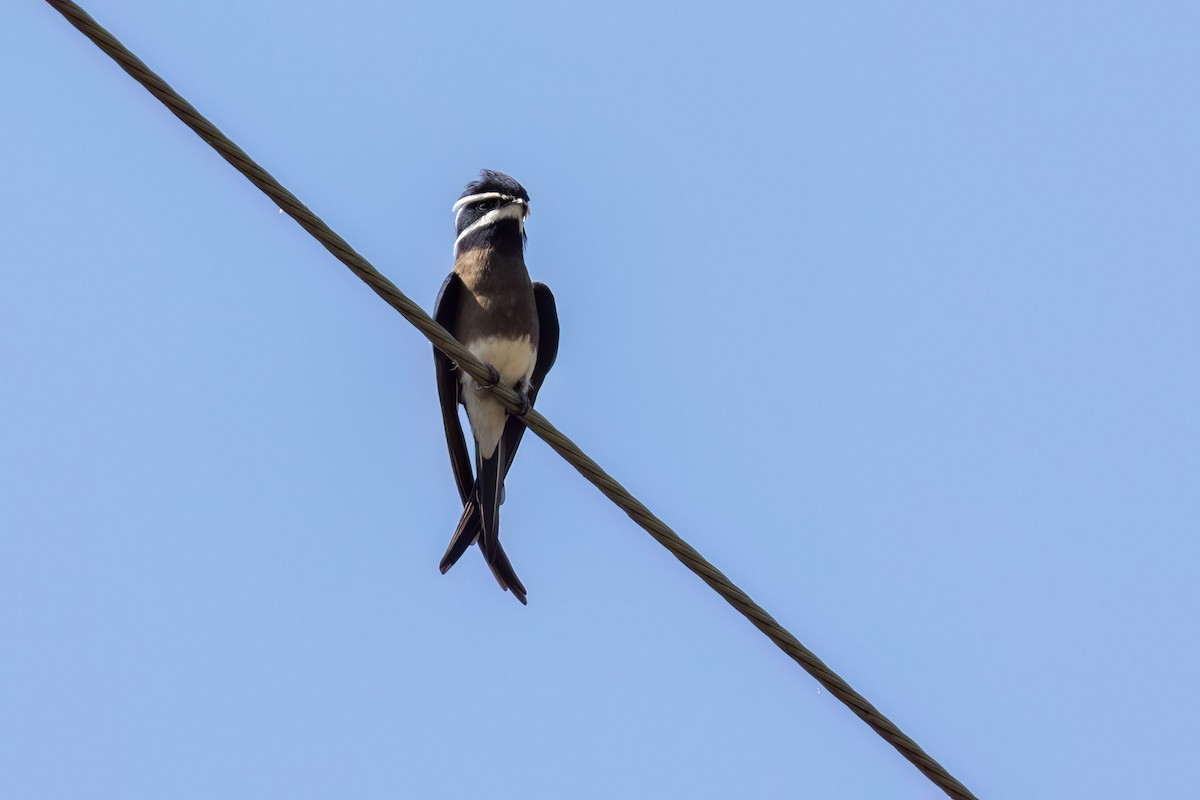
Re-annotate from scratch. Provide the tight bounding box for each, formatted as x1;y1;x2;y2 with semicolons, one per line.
460;335;537;458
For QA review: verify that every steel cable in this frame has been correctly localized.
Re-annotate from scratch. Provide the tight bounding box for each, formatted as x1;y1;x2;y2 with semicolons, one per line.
44;2;980;797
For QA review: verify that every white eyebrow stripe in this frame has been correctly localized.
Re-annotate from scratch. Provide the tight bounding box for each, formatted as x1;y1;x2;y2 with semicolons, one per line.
453;202;526;253
452;192;510;213
452;192;530;229
453;193;497;228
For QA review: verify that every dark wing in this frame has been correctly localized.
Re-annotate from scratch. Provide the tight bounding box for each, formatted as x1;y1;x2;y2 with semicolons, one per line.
498;281;560;475
433;272;473;504
531;282;561;396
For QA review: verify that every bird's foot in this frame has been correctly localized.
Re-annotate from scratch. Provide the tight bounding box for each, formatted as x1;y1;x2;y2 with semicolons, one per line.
473;363;501;390
512;388;532;417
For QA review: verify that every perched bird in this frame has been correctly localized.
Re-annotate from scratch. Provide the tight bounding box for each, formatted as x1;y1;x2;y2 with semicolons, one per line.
433;170;559;604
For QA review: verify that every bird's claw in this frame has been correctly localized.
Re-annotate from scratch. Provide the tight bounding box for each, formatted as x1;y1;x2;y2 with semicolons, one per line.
513;389;532;417
473;363;501;390
471;365;530;415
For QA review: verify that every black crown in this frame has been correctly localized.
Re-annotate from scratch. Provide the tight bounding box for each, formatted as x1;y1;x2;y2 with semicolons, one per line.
460;169;530;203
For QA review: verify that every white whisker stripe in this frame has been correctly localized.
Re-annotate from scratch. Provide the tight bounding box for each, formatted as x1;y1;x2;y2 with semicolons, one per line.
454;193;511;229
453;202;528;253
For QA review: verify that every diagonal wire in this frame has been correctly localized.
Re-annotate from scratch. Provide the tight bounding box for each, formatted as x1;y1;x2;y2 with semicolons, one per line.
43;2;980;798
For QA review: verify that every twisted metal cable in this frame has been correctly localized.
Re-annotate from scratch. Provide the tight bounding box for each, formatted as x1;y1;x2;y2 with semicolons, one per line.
44;2;979;798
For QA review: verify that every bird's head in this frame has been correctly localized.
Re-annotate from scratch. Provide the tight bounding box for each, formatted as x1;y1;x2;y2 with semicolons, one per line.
452;170;531;252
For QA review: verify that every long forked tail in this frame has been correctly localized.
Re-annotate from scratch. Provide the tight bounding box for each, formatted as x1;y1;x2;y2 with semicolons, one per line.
438;494;480;574
438;447;527;604
478;444;527;604
485;542;527;605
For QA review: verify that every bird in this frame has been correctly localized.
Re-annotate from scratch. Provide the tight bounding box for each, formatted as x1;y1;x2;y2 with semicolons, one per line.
432;170;559;604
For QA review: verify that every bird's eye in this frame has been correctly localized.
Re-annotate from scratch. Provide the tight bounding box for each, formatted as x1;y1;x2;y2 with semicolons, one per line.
476;199;498;212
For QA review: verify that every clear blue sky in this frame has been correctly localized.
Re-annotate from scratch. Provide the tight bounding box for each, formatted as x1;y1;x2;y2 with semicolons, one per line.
3;2;1197;798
